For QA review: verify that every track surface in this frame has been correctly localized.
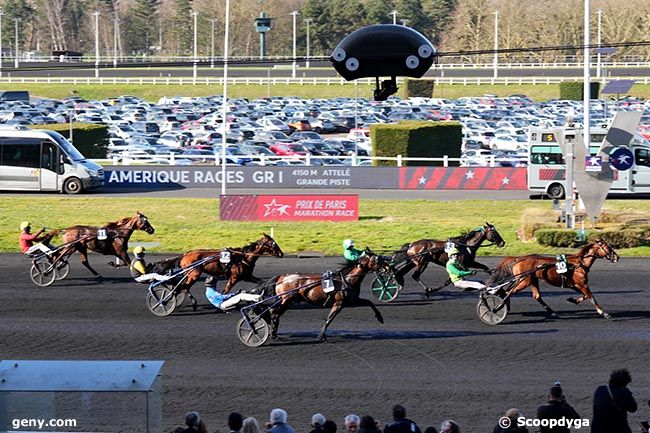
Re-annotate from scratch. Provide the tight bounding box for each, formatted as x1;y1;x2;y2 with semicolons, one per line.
1;254;649;431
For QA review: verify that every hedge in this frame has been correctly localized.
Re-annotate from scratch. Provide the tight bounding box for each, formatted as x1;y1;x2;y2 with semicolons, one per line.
370;121;462;166
559;82;601;100
29;123;109;158
536;228;650;248
404;78;434;98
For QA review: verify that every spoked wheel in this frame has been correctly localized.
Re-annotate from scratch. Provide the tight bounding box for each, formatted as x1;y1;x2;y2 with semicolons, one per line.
54;261;70;280
30;259;56;287
477;293;509;325
236;317;270;347
370;272;402;302
175;290;187;306
146;285;177;317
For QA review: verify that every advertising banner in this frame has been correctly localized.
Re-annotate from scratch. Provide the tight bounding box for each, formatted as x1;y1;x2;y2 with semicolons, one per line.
399;167;527;190
220;194;359;221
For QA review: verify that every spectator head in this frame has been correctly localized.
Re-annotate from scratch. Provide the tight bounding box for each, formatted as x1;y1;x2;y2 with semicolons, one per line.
270;408;288;425
344;415;360;433
424;427;438;433
549;383;563;400
185;412;202;430
312;414;326;428
323;420;338;433
504;408;522;421
242;417;261;433
392;404;406;420
439;420;460;433
609;369;632;388
228;412;244;432
359;416;377;431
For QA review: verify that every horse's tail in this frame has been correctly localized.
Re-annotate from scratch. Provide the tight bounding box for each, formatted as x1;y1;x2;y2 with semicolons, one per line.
392;242;411;263
41;229;62;244
153;255;183;274
250;275;281;297
486;260;515;286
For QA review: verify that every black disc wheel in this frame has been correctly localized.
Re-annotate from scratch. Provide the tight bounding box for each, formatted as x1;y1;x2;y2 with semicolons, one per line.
477;293;509;325
236;317;270;347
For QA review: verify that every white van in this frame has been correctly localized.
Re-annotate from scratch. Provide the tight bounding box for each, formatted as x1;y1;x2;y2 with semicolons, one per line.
0;127;104;193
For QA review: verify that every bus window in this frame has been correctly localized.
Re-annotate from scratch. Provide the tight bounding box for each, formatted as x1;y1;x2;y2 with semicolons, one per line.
41;141;58;173
635;148;650;167
2;138;40;168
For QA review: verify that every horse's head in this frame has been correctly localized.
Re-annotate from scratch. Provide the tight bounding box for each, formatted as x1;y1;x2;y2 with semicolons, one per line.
258;233;284;258
593;239;619;263
134;212;155;234
357;248;384;272
483;222;506;247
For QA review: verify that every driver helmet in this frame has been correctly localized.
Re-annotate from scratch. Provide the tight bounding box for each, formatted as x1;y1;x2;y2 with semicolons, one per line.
343;239;355;249
133;246;146;258
447;247;460;256
20;221;31;231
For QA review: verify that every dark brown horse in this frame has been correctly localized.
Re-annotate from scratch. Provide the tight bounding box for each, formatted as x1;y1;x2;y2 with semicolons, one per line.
264;249;384;342
487;240;619;318
174;234;284;299
61;212;155;277
393;222;506;294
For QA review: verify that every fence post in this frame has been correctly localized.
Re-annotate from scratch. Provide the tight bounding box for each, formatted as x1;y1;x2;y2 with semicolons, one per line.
443;155;449;167
397;155;402;167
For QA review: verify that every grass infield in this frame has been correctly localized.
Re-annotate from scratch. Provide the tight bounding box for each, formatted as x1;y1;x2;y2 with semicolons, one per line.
2;196;650;256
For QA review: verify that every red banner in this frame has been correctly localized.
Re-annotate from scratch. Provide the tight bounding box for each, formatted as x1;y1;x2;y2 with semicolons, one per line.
399;167;527;190
220;195;359;221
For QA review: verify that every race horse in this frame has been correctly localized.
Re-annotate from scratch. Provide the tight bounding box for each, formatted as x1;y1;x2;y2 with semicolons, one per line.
487;240;619;318
172;234;284;305
61;212;155;277
392;222;506;294
261;249;385;342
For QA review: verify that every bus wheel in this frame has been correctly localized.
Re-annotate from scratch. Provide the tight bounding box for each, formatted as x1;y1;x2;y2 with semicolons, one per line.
547;183;565;199
63;177;83;194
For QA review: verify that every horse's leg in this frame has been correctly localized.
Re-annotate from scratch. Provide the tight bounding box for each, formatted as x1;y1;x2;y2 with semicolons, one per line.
270;302;289;339
353;297;384;324
77;245;101;277
393;261;415;287
319;301;343;342
412;260;433;292
530;278;557;316
572;283;609;318
467;260;490;272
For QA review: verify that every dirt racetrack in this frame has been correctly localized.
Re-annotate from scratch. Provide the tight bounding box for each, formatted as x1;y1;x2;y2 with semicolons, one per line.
1;253;649;432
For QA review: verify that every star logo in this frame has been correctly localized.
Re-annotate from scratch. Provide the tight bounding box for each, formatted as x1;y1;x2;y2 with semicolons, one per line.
501;177;510;185
465;170;475;179
418;176;427;185
263;199;291;217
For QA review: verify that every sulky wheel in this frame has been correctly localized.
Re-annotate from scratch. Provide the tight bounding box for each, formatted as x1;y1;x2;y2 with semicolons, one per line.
175;290;187;306
477;293;509;325
30;259;56;287
146;285;177;317
54;261;70;280
370;272;401;302
236;317;270;347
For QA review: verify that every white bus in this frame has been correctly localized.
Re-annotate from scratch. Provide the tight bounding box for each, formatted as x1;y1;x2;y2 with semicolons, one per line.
527;126;650;198
0;127;104;193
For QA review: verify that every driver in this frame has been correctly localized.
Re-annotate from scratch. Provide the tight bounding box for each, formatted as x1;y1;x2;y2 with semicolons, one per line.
19;221;55;256
445;247;486;291
206;286;263;311
130;246;173;283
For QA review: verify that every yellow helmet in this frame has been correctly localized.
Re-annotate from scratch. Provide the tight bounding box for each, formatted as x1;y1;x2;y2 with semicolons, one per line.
133;246;145;255
20;221;31;230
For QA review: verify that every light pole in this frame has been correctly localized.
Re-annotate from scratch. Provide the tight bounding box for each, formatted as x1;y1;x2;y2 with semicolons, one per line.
13;17;19;69
583;0;591;149
209;18;217;69
113;16;120;68
92;11;99;78
399;18;409;26
291;11;298;78
0;10;4;78
493;11;499;79
220;0;230;195
304;18;312;69
596;9;603;78
390;10;398;25
191;11;199;79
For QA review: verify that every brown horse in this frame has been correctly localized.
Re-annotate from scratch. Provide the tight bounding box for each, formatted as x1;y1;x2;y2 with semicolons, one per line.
174;234;284;301
61;212;155;277
264;249;384;342
393;222;506;294
487;240;619;318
